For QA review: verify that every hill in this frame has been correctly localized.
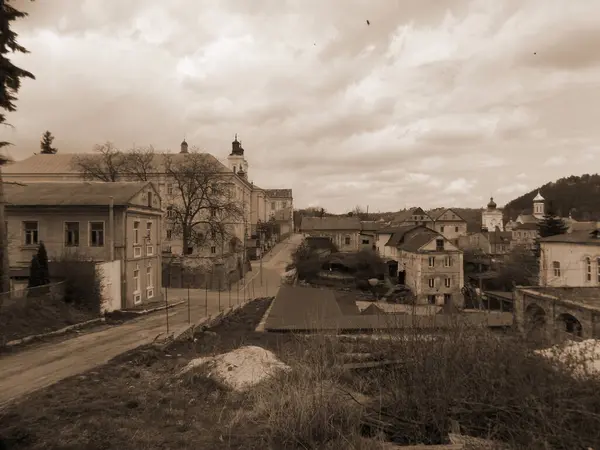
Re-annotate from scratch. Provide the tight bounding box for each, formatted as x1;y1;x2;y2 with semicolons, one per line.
503;174;600;221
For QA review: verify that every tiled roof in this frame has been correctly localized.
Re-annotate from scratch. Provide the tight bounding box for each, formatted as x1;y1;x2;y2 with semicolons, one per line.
2;152;226;175
540;230;600;245
430;208;467;222
300;216;361;231
517;214;538;224
265;188;293;198
3;181;154;206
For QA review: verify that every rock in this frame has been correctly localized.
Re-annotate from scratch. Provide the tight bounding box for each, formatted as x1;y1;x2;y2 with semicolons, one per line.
180;346;291;391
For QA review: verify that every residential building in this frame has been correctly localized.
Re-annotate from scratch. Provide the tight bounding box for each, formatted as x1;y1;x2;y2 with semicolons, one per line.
388;225;464;306
391;207;468;243
482;197;504;231
3;181;162;308
265;189;294;235
299;216;362;252
359;221;379;251
539;229;600;287
429;208;468;243
458;230;512;256
511;223;539;249
375;224;415;277
2;137;293;263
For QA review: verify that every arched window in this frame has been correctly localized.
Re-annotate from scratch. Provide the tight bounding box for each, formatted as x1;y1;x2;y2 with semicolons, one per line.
586;257;592;281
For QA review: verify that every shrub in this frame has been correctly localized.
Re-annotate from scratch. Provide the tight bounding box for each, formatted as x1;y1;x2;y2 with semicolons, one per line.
50;253;104;314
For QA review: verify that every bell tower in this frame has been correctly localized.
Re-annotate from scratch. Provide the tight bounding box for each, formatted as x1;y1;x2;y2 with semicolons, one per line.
227;134;248;178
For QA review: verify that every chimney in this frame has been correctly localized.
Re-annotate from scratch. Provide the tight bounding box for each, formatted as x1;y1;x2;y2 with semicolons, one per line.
180;139;189;154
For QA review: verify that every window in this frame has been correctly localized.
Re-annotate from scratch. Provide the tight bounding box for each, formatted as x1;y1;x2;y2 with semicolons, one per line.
64;222;79;247
428;278;435;288
146;221;152;240
133;221;140;245
167;184;173;195
271;202;276;210
444;277;451;288
427;295;436;304
455;226;459;232
586;257;592;281
436;239;444;251
147;191;153;207
440;226;445;232
282;201;287;208
210;246;216;254
146;264;153;288
552;261;561;277
444;294;452;304
146;244;154;256
134;264;140;292
166;206;175;219
90;222;104;247
362;239;369;244
210;207;217;218
23;221;38;245
344;236;351;245
428;256;435;267
166;229;172;240
444;256;452;267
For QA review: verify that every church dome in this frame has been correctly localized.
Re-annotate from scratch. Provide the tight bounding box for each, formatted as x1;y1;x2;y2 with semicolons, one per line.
487;197;497;209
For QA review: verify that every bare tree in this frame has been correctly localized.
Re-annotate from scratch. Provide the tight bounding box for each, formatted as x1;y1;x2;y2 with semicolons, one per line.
71;142;126;182
163;151;244;255
122;145;157;181
71;143;157;182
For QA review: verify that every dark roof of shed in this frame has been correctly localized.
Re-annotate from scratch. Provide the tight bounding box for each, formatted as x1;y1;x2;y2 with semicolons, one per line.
3;181;154;207
300;216;361;231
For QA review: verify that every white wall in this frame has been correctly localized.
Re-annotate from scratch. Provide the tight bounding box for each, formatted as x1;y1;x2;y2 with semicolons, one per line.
97;260;122;313
540;242;600;287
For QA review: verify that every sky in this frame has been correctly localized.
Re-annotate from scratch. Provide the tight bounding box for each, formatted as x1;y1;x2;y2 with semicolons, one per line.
4;0;600;214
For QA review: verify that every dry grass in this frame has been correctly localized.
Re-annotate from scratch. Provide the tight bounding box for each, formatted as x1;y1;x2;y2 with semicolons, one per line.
2;297;600;449
0;296;97;345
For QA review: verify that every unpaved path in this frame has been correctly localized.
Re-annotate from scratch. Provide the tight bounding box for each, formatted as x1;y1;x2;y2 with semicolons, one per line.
0;234;302;408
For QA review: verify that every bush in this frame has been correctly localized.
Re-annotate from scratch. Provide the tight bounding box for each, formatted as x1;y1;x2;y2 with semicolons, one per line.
50;254;104;314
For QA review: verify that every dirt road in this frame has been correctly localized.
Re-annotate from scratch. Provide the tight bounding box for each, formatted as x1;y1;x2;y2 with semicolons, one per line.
0;234;302;408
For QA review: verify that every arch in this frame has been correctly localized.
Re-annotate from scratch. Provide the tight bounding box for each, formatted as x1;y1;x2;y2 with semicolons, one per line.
556;313;583;338
524;303;547;342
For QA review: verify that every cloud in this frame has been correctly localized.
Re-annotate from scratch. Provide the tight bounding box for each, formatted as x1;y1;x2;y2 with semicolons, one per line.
5;0;600;213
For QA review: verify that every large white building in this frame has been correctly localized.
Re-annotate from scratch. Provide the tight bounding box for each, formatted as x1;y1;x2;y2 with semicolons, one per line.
482;197;504;232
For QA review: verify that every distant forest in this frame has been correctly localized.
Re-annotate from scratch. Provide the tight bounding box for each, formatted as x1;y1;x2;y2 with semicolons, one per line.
503;174;600;221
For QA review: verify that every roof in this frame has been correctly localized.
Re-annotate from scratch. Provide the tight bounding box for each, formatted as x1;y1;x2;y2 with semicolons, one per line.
540;229;600;245
360;221;380;231
399;227;443;252
487;231;513;245
514;222;538;230
300;216;361;231
265;188;293;198
384;225;421;247
533;191;545;201
428;208;466;222
570;221;599;232
3;181;155;207
517;214;538;224
2;151;227;175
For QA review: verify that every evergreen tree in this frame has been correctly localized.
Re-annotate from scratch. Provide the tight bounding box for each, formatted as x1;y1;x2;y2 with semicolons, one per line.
40;130;57;154
36;241;50;285
27;254;43;289
538;201;569;238
1;0;36;294
534;201;568;257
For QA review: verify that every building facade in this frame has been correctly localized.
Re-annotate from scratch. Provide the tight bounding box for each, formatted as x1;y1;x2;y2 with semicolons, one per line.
482;197;504;231
299;216;362;252
4;181;163;308
539;229;600;287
